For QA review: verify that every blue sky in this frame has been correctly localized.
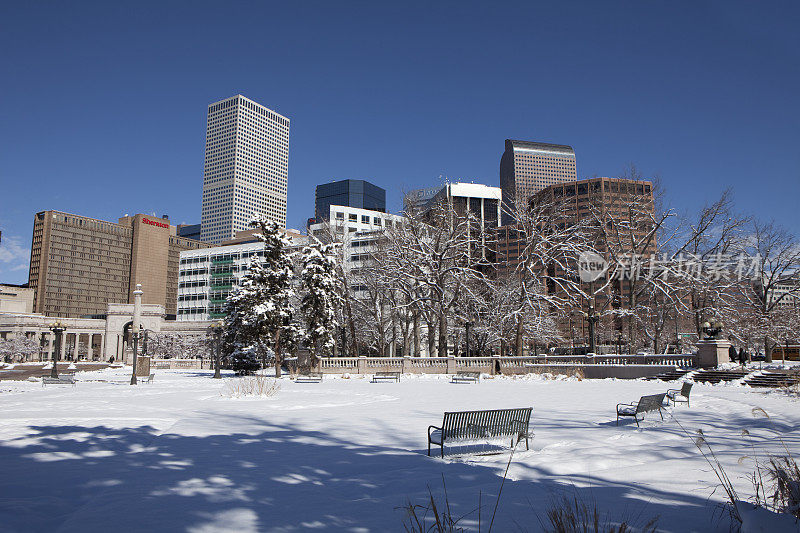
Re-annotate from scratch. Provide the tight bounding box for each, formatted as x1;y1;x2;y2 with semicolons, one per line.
1;1;798;284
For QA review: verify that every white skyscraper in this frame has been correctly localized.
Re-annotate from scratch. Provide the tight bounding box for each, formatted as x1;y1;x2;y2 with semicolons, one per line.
200;95;290;244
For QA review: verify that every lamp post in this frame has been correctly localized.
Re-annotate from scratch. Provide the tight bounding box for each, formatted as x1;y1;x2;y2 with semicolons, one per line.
49;321;66;378
130;283;143;385
586;303;600;355
701;318;723;340
211;320;224;379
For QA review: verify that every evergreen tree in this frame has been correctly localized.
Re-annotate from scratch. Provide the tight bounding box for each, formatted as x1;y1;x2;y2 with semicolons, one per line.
300;243;340;367
222;216;298;377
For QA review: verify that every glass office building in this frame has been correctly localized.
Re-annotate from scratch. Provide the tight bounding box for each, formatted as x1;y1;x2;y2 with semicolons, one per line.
314;179;385;221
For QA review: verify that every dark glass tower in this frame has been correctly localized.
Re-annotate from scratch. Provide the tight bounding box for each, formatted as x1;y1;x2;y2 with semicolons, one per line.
314;179;386;221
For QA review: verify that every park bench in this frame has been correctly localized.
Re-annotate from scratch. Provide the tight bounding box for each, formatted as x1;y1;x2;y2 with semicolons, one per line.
666;382;692;407
427;407;533;457
42;375;76;387
139;373;155;384
372;371;400;383
451;371;480;384
616;393;666;427
295;371;323;383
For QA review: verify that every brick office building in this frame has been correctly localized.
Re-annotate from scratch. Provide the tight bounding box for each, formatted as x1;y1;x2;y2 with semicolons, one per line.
28;211;207;318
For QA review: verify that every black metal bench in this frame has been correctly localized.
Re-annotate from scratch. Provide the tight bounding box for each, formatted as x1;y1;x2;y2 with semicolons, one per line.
295;372;323;383
451;371;480;383
42;375;76;387
139;373;155;384
428;407;533;457
616;393;666;426
666;382;692;407
372;371;400;383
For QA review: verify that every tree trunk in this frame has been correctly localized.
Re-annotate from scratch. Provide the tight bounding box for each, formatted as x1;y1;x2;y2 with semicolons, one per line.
764;335;773;363
438;313;448;357
340;273;358;357
515;316;524;357
274;328;282;378
426;317;436;357
413;312;420;357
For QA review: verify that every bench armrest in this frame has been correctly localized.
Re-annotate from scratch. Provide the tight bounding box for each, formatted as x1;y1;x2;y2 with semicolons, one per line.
666;389;679;395
616;402;637;410
428;425;441;438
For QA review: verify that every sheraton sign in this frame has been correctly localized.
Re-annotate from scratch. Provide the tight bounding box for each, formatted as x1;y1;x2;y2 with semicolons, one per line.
142;218;169;228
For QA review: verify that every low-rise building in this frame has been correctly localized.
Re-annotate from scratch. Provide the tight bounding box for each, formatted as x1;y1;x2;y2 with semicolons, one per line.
0;284;34;313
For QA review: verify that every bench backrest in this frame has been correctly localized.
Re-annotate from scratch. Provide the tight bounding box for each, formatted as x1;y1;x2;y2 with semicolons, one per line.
637;393;666;414
442;408;532;440
456;371;480;377
680;382;692;397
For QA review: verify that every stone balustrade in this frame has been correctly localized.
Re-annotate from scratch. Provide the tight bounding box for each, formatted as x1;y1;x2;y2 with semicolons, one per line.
313;354;697;379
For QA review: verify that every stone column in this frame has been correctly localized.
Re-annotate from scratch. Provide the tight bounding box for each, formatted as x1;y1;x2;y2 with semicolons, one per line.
60;332;67;361
357;356;367;375
402;356;411;374
87;334;93;361
446;356;456;374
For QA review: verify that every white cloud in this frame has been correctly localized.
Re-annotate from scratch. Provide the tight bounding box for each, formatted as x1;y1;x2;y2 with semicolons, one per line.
0;236;30;280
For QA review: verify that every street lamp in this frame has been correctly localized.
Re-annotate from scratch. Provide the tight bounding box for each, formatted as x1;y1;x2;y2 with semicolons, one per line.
49;321;66;378
130;283;143;385
210;320;224;379
701;318;724;340
586;303;600;355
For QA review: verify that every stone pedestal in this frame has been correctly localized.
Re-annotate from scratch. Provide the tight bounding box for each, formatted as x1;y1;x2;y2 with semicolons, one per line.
136;356;151;377
696;339;731;368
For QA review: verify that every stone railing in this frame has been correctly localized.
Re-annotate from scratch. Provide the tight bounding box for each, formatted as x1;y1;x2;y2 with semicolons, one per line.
315;354;697;379
152;358;204;370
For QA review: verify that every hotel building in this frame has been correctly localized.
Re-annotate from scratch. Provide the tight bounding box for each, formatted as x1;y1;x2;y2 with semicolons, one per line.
28;211;206;318
200;95;290;244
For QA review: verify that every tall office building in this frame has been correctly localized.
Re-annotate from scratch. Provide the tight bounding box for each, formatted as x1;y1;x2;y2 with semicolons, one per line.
28;211;206;317
200;95;290;244
499;139;576;223
314;179;386;221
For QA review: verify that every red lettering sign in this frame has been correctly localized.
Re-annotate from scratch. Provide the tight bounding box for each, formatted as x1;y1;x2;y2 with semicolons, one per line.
143;218;169;228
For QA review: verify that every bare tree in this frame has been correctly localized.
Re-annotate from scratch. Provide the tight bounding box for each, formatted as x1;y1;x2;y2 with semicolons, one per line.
734;220;800;362
374;202;484;357
502;191;591;356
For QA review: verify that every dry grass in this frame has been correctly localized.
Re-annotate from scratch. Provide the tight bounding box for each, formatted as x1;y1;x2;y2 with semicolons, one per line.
221;375;281;398
541;493;658;533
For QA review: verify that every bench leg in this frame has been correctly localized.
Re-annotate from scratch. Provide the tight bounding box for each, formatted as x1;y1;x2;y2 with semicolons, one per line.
441;443;444;458
634;415;640;427
525;436;529;450
659;408;664;420
616;413;619;426
427;440;431;457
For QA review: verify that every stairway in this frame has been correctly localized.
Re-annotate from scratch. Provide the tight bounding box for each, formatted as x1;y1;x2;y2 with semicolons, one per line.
744;371;800;388
692;369;750;384
644;368;695;382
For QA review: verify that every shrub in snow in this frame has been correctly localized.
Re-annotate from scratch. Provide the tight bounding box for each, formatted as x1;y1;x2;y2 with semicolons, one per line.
221;375;280;398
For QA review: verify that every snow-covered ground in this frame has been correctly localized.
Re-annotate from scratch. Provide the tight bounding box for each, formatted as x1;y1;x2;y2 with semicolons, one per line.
1;368;798;532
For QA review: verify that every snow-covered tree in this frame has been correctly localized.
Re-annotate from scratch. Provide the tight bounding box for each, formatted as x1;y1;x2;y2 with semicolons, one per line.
733;220;800;362
0;335;40;363
300;243;340;365
223;216;298;377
